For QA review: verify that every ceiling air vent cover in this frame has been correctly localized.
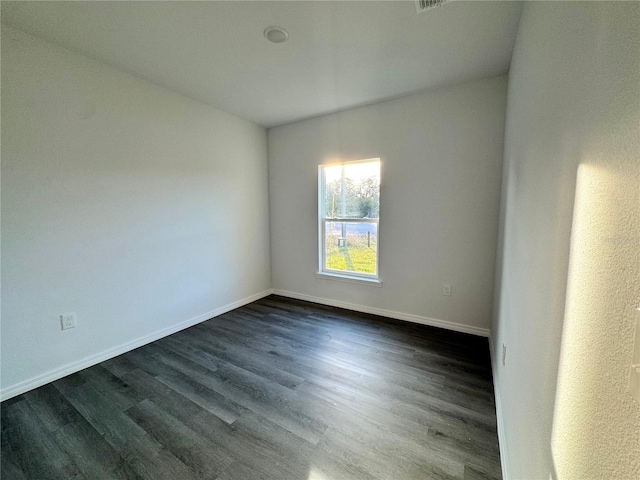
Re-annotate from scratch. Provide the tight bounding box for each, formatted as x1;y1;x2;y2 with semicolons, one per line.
416;0;449;14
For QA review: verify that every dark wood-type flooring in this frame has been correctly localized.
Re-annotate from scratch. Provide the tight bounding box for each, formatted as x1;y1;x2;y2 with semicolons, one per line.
1;295;501;480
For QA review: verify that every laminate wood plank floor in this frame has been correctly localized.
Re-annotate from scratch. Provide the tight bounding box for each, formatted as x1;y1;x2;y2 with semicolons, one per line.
1;295;502;480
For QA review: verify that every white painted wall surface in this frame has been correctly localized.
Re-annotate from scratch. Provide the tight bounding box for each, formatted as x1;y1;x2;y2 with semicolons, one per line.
1;27;271;398
268;77;507;335
492;3;640;479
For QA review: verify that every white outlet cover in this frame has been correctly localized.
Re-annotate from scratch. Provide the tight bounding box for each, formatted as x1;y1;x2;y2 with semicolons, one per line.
61;312;76;330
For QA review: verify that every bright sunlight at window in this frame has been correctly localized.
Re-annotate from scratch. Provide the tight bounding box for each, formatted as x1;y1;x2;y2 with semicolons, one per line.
318;159;381;282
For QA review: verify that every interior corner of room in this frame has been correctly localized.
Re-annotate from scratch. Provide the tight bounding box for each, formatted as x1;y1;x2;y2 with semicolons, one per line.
1;1;639;479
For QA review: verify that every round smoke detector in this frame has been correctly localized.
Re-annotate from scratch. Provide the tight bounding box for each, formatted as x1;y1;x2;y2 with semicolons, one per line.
264;26;289;44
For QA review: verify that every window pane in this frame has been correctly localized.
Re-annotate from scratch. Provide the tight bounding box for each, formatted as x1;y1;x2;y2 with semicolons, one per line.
323;161;380;219
325;221;377;275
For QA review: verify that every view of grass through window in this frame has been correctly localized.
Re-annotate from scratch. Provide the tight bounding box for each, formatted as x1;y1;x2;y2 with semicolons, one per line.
320;160;380;278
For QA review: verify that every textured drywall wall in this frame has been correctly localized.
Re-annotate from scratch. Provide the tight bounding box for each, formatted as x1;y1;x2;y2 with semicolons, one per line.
492;2;640;478
268;76;507;333
1;26;271;397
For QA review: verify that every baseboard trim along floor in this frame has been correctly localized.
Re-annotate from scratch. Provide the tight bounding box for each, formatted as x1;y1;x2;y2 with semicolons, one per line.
0;289;273;402
2;295;502;479
272;289;491;338
489;337;511;479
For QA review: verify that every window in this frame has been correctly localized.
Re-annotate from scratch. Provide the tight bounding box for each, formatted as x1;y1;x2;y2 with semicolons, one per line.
318;159;381;283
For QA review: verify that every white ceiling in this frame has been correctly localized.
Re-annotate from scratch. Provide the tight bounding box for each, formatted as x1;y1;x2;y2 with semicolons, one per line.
1;1;523;128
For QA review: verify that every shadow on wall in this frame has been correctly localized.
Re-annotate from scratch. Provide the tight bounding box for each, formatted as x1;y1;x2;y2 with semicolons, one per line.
551;162;640;478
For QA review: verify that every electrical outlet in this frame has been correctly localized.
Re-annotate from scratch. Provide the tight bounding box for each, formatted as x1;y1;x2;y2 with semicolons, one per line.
502;344;507;366
60;312;76;330
443;284;452;296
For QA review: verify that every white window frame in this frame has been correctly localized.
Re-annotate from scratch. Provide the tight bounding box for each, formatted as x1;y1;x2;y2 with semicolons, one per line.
317;158;382;286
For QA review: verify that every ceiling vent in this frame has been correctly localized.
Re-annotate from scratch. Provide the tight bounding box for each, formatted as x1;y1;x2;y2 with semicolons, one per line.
415;0;449;14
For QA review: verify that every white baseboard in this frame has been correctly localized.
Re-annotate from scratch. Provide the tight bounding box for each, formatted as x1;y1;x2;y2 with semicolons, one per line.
0;289;273;402
489;335;510;479
271;289;490;337
2;289;490;401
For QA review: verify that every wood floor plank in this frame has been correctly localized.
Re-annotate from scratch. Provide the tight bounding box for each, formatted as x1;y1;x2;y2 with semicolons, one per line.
53;377;147;450
172;326;306;389
426;427;501;479
0;455;28;480
125;398;235;479
118;432;196;480
155;365;249;424
23;383;85;433
2;295;502;480
170;360;328;445
214;461;279;480
78;365;144;410
121;368;205;421
1;399;82;479
184;410;313;480
155;335;226;373
52;419;135;480
317;425;464;480
101;354;139;379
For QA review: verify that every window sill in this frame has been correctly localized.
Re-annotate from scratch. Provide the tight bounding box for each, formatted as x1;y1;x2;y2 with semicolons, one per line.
315;272;382;287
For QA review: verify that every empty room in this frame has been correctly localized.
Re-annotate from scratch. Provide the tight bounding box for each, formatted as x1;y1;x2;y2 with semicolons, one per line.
1;1;638;479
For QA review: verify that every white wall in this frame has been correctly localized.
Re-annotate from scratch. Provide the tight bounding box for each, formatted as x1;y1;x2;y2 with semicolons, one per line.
492;3;640;479
1;26;271;399
268;76;507;335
